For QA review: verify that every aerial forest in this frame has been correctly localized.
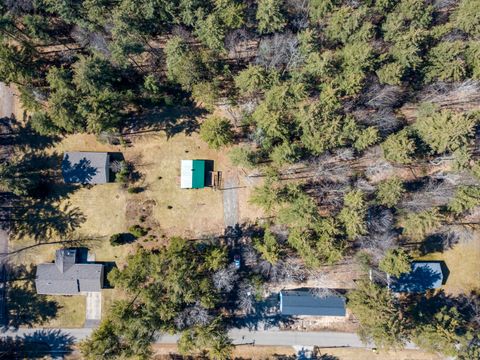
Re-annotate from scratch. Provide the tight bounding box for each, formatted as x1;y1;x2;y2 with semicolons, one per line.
0;0;479;359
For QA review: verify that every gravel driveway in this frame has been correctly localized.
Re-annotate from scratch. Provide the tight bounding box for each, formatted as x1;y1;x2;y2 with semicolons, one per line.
222;174;239;228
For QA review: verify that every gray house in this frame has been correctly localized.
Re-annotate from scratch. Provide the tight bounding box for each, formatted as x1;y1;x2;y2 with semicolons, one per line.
62;152;110;184
280;289;346;316
35;249;104;295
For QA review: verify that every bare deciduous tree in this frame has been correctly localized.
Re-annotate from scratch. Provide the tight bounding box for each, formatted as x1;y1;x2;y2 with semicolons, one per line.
255;32;303;71
174;303;212;330
212;264;239;293
400;179;456;211
236;281;256;314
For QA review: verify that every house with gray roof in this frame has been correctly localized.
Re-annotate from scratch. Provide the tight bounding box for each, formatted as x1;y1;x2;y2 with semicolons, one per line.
35;249;104;295
389;261;445;293
62;152;110;184
280;289;346;316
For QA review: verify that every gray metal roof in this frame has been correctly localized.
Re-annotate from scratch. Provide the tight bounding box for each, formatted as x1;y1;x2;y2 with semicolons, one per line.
390;261;444;293
280;289;346;316
35;249;104;295
62;152;110;184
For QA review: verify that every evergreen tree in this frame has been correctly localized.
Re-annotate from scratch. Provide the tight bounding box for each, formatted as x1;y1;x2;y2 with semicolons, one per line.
254;228;281;264
256;0;286;34
376;177;405;208
165;36;202;91
399;208;444;241
414;106;477;154
199;115;234;149
381;129;416;164
448;186;480;215
338;189;367;240
347;280;408;349
379;248;411;277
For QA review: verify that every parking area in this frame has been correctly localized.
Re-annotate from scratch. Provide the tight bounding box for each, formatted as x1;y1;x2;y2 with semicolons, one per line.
85;292;102;328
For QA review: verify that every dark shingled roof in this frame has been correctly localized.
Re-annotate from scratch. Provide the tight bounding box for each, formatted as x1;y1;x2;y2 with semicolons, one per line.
280;289;346;316
62;152;110;184
35;249;104;295
389;261;444;293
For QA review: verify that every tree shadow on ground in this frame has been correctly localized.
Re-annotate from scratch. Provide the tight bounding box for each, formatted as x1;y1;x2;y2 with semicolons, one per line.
122;105;207;139
419;232;459;256
2;266;58;330
9;201;86;243
0;329;74;358
0;116;60;151
227;295;294;331
5;285;58;330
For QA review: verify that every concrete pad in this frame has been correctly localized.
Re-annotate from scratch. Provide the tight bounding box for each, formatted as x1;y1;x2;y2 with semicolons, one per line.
85;292;102;321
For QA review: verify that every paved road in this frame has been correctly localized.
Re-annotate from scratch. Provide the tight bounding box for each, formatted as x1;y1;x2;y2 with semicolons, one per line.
0;327;418;349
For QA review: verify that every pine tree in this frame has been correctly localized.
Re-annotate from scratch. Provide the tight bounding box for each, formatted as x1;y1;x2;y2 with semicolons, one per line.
199;115;234;149
379;248;411;276
376;177;405;208
399;208;444;241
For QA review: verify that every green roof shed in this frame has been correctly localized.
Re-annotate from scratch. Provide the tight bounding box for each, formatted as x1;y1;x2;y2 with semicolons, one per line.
181;160;206;189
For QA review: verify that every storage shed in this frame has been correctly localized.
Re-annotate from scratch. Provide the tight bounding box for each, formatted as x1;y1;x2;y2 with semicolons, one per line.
180;160;206;189
279;289;346;316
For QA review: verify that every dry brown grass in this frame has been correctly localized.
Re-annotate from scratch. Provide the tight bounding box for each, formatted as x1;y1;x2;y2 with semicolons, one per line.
419;233;480;295
43;295;86;328
316;348;444;360
152;344;443;360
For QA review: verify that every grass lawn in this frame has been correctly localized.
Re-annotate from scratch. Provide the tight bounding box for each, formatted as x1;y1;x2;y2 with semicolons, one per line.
43;295;86;328
419;234;480;295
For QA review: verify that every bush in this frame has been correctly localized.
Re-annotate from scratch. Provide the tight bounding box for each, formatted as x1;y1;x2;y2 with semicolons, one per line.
115;161;130;184
110;233;135;246
127;186;143;194
128;225;148;238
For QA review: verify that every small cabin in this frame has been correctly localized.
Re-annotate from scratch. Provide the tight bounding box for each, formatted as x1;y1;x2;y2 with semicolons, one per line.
62;152;110;184
389;261;445;293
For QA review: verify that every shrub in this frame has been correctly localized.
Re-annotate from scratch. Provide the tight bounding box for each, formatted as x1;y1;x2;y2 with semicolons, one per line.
128;225;148;238
127;186;143;194
115;161;130;183
110;233;135;246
